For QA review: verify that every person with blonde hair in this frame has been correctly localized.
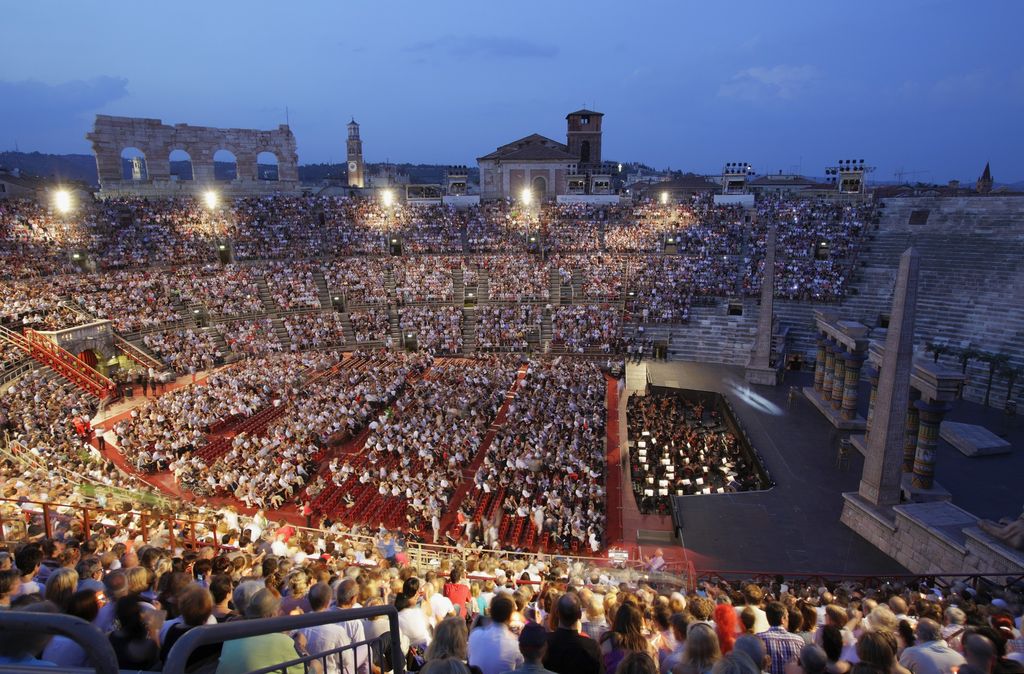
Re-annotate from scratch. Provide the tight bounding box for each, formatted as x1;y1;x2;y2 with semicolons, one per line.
674;623;723;674
44;567;78;611
426;617;473;665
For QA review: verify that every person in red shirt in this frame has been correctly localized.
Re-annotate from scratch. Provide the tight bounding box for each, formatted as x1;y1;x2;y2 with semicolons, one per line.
443;568;472;617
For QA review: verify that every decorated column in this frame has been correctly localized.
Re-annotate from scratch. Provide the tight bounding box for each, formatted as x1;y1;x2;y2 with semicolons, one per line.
841;352;867;421
911;399;951;489
813;334;827;391
822;339;837;401
902;389;922;472
831;349;847;410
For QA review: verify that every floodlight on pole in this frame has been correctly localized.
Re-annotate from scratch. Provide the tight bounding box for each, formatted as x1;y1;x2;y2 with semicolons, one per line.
521;188;532;205
381;189;395;208
204;190;219;210
660;191;669;205
53;189;72;214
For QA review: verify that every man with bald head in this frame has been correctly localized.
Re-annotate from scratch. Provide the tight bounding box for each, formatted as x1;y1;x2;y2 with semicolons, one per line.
899;618;965;674
543;592;604;674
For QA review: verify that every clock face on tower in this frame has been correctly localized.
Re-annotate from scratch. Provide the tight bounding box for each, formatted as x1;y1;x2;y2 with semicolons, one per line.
348;161;357;172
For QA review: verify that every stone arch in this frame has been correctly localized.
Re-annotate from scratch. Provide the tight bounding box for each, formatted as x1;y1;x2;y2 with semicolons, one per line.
169;148;194;181
532;175;547;198
213;148;238;181
121;147;148;181
257;151;279;181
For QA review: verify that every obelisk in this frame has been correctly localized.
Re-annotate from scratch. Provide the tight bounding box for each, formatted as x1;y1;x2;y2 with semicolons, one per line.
858;248;919;506
745;225;780;385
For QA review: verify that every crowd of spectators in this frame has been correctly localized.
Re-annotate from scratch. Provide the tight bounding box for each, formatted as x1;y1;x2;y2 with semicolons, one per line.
0;505;1020;674
216;318;283;356
112;354;319;472
394;259;455;304
477;305;543;352
399;306;463;354
173;265;265;317
348;309;391;343
552;305;623;353
143;328;223;374
282;312;348;351
472;359;607;553
480;255;551;302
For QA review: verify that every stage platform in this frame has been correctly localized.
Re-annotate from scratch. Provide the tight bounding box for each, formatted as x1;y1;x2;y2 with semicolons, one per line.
624;360;1022;575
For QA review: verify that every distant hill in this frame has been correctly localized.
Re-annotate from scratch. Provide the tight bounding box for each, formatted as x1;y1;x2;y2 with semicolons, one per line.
0;152;478;188
0;152;98;185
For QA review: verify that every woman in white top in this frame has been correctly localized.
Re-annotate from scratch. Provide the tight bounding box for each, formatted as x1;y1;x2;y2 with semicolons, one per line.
395;578;432;655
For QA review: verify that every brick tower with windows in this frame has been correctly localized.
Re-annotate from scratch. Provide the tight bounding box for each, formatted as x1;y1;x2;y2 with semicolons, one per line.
347;119;365;188
566;109;603;171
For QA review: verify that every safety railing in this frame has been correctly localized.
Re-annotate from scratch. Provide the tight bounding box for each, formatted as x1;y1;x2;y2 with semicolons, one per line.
0;612;119;674
112;333;166;372
22;328;117;399
164;604;405;674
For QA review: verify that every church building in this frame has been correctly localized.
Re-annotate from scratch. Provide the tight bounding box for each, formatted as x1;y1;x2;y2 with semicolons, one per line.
477;109;611;201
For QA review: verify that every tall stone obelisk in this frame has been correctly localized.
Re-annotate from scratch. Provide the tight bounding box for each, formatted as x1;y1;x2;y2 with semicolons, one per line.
745;225;780;385
858;248;920;506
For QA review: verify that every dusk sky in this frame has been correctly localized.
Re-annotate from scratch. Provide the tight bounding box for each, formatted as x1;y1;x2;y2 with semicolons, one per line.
3;0;1023;182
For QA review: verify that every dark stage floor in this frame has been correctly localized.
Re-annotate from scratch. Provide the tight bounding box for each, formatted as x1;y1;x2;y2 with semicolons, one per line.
628;360;1021;575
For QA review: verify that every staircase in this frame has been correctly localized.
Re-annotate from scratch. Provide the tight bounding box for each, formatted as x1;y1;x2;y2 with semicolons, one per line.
549;268;563;306
114;334;166;373
453;267;465;305
477;270;489;303
462;308;477;354
389;307;401;347
271;317;291;350
540;308;553;353
314;270;333;310
667;303;758;365
256;276;277;313
4;327;117;399
339;312;356;344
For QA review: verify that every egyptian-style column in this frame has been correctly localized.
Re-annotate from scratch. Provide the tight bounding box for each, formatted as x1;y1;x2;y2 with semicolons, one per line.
864;366;880;438
902;389;922;472
822;339;837;401
831;350;847;410
859;248;920;506
750;226;776;368
813;334;827;392
841;351;867;421
911;399;951;489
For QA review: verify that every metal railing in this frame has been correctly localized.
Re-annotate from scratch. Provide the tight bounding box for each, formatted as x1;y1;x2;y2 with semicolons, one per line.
164;605;405;674
0;612;119;674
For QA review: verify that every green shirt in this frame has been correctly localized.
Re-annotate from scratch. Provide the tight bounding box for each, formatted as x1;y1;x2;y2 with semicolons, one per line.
215;633;304;674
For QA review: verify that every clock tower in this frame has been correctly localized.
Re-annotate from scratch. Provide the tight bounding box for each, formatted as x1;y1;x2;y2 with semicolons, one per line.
346;119;365;188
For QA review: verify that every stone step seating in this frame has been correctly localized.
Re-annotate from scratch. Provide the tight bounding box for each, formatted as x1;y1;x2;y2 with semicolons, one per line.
477;271;489;304
452;268;465;304
313;270;333;310
549;268;563;307
462;307;477;353
255;277;278;314
666;303;757;365
879;196;1024;235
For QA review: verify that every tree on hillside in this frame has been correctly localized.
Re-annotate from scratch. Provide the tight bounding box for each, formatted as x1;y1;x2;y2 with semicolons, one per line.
999;363;1022;408
979;352;1010;407
925;341;952;364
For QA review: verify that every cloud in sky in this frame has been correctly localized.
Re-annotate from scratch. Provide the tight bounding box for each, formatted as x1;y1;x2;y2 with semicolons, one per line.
404;35;558;60
718;65;817;102
1;76;130;151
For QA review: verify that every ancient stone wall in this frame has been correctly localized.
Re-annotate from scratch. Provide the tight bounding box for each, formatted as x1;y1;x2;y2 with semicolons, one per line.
86;115;300;195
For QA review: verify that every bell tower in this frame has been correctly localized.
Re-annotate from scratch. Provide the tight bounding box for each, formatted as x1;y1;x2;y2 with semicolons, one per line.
566;109;603;171
346;119;365;188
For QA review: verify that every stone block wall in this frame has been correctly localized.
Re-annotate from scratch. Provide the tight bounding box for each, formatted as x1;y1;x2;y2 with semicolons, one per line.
86;115;300;195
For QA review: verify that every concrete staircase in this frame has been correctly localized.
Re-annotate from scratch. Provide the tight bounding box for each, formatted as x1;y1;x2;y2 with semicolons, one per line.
256;276;277;313
666;303;758;365
453;267;465;305
549;268;563;306
314;270;333;310
462;308;477;353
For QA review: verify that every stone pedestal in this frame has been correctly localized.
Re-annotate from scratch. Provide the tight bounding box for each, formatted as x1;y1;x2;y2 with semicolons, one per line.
803;386;867;430
745;365;780;385
940;421;1012;457
899;473;952;503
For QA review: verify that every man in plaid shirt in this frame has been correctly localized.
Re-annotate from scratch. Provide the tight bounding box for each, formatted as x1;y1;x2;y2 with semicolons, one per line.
759;601;806;674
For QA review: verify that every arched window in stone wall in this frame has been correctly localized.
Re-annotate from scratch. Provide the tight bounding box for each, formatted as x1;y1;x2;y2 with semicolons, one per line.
213;149;237;181
257;151;279;181
121;147;147;181
169;149;194;181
